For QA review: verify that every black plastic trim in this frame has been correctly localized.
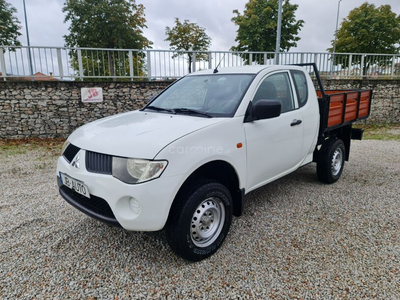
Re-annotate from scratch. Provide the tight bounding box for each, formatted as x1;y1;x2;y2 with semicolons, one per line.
351;128;364;140
86;151;113;175
233;188;246;217
57;176;121;228
63;144;80;163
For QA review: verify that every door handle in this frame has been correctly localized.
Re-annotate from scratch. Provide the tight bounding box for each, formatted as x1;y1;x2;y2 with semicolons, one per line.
290;119;302;126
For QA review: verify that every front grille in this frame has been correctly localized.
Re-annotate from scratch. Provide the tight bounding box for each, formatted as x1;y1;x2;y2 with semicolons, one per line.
63;143;80;163
59;183;120;227
86;151;113;175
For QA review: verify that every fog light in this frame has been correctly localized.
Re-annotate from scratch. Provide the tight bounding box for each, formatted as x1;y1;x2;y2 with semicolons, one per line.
129;197;141;215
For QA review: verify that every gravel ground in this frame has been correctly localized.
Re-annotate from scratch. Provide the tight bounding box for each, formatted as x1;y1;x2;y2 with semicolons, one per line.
0;140;399;299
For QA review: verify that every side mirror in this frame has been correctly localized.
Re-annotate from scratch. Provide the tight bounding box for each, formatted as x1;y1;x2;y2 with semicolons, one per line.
253;100;281;120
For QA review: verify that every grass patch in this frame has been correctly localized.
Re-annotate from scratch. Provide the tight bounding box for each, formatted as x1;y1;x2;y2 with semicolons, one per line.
0;138;65;157
354;124;400;141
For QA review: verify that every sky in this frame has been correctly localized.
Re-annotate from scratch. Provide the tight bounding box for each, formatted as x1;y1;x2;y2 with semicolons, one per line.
7;0;400;53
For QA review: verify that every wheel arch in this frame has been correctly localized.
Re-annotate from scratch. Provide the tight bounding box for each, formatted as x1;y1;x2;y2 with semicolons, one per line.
169;160;244;219
315;125;352;161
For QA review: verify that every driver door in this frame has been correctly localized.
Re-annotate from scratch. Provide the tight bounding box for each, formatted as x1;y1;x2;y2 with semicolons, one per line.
244;71;304;191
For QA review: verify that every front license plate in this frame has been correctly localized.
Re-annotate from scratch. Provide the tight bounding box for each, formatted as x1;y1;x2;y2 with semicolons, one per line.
60;173;90;199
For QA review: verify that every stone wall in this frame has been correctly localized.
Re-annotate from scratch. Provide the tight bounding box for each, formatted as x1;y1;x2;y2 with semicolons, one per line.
0;79;399;139
0;81;171;138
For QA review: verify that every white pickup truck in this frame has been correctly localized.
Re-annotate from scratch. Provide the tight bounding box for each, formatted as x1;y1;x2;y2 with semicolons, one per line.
57;63;372;261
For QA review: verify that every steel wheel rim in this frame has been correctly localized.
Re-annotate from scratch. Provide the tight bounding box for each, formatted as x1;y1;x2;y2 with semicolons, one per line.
331;147;343;176
190;197;225;248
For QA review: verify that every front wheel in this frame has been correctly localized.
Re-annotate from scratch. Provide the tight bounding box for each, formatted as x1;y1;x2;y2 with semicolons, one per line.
317;138;345;184
166;181;233;261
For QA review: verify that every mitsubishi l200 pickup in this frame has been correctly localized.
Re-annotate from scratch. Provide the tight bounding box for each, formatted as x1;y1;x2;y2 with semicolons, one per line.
57;63;372;261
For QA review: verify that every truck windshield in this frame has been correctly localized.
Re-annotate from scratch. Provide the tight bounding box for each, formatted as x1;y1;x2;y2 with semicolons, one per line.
145;74;255;118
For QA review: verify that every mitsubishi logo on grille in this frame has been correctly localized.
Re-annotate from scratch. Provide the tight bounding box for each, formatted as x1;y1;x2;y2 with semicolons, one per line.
71;155;80;169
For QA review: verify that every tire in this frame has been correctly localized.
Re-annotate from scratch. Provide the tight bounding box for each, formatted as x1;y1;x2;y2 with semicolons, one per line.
317;138;345;184
166;181;233;262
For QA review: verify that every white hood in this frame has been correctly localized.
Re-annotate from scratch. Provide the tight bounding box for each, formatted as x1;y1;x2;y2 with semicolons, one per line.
68;110;224;158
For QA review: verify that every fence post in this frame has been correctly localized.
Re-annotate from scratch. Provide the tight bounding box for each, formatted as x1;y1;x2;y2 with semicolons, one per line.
208;53;212;70
128;50;134;81
249;53;253;65
301;53;304;64
274;53;280;65
57;48;64;80
192;52;196;73
77;49;84;80
0;48;7;81
391;55;396;79
146;50;151;79
348;54;353;77
360;55;365;79
314;54;318;65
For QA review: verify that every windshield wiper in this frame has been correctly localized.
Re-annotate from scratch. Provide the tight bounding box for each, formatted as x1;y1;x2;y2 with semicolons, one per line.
145;106;212;118
145;105;175;113
173;108;213;118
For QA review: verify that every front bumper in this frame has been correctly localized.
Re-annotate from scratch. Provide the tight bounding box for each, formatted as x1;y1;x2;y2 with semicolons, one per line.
56;150;184;231
57;177;121;227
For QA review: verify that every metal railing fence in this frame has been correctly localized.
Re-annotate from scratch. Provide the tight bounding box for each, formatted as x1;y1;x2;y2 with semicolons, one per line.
1;46;400;81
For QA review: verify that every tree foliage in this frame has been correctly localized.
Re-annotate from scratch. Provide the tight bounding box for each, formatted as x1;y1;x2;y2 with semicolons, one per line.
63;0;151;49
165;18;211;73
231;0;304;64
0;0;22;47
63;0;152;79
328;3;400;74
329;3;400;54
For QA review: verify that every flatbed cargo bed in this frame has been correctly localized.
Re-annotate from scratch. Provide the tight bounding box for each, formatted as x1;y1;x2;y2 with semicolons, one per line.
294;63;372;143
316;89;372;130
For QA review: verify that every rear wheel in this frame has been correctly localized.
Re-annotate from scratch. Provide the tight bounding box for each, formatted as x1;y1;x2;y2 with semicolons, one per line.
317;138;345;184
166;181;232;261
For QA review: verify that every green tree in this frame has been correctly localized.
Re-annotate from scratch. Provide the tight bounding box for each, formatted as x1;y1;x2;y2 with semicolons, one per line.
329;3;400;74
63;0;152;79
0;0;21;47
165;18;212;73
231;0;304;64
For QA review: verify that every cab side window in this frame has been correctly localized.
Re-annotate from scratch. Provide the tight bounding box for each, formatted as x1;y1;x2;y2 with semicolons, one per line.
253;73;295;113
291;70;308;108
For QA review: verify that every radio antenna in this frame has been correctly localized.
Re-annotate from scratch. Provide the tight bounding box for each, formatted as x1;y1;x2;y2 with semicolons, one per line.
213;54;226;74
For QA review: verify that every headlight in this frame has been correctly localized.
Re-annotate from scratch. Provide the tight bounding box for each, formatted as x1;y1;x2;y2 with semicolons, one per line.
112;157;168;184
61;140;70;156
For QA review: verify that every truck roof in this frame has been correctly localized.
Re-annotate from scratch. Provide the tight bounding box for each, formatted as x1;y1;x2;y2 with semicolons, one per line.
188;65;304;75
